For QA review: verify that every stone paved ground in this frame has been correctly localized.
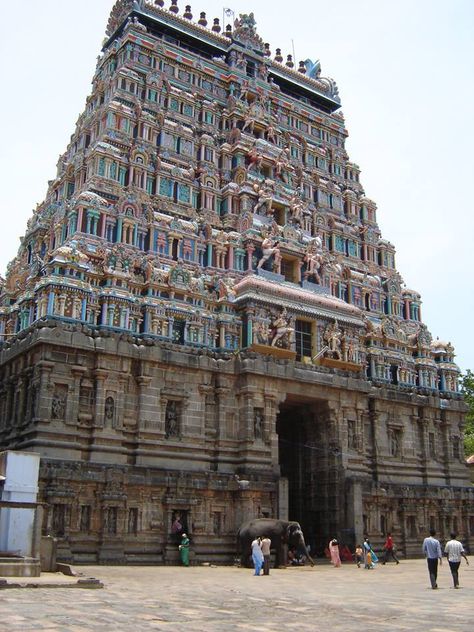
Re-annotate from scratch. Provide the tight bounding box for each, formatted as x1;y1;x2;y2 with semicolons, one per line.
1;559;472;631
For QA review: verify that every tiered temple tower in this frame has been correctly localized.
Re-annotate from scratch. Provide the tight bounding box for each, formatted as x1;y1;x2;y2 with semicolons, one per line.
0;0;472;564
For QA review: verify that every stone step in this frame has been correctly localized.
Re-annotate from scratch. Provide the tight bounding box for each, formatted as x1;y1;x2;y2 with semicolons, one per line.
0;557;41;577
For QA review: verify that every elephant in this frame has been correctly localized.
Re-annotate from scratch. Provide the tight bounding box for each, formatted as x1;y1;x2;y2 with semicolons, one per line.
237;518;315;568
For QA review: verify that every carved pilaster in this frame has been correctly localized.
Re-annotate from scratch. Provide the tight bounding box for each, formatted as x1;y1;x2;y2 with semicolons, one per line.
94;369;108;428
136;375;153;429
68;365;87;425
37;361;54;422
115;374;129;429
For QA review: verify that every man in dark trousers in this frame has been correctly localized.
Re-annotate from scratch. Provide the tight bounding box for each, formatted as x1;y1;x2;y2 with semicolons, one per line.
382;532;400;564
422;529;442;589
260;536;272;575
444;533;469;588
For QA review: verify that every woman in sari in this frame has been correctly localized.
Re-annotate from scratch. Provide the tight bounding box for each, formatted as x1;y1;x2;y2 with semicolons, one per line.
251;537;264;575
179;533;190;566
363;537;378;569
329;539;342;567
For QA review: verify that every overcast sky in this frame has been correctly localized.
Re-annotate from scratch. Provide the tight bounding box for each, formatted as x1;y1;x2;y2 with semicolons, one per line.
0;0;472;371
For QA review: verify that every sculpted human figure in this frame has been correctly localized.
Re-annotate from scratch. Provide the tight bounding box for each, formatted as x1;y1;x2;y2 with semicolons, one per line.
254;409;264;439
325;321;343;360
266;124;277;144
257;236;281;271
144;256;169;285
217;277;236;301
165;401;179;438
289;194;306;225
104;396;115;424
304;241;323;284
253;320;270;345
274;149;293;184
242;111;257;135
228;125;241;144
270;309;294;348
253;181;274;215
247;145;263;173
346;338;357;363
235;52;247;70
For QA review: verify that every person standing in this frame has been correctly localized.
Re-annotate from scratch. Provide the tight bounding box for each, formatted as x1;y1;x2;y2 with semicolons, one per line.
444;533;469;588
251;537;264;576
179;533;190;567
329;539;342;567
382;533;400;565
355;544;363;568
422;529;442;589
260;536;272;576
363;538;378;569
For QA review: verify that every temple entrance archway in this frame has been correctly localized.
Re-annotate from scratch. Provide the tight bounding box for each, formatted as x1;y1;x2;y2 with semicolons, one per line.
276;396;340;558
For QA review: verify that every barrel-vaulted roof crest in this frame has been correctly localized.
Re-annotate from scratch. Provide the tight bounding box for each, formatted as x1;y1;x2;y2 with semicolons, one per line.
107;0;142;37
232;12;264;52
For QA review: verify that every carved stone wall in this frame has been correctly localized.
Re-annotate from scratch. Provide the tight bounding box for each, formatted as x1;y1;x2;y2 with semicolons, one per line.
0;321;471;563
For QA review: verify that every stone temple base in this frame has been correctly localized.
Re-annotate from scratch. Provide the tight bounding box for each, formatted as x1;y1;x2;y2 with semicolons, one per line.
0;556;41;577
319;357;362;372
249;344;297;360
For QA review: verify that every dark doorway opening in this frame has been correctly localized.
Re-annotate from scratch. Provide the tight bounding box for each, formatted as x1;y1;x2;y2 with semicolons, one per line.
277;398;333;558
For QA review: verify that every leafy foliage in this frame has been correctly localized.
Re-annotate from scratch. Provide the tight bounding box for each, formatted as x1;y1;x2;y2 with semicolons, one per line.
460;370;474;456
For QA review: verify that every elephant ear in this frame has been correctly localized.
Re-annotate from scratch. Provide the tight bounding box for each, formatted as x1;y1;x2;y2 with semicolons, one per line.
285;523;292;540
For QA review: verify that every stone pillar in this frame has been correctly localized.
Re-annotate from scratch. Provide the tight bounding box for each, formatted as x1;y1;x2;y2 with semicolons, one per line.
207;243;213;267
246;245;255;271
263;392;277;447
136;375;153;430
115;374;128;429
116;217;123;243
101;302;108;326
37;361;54;422
57;294;67;317
94;369;108;428
278;478;289;520
77;207;83;232
47;292;55;315
68;366;87;425
346;478;363;548
100;213;107;238
440;414;451;485
16;377;27;427
228;245;234;269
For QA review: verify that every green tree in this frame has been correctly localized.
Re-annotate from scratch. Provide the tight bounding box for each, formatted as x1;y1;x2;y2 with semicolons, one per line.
460;370;474;456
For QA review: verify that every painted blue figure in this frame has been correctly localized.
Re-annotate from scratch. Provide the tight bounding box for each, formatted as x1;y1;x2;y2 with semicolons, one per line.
251;537;264;575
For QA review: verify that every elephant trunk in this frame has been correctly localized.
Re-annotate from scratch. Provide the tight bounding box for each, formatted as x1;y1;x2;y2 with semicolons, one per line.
295;530;315;567
305;546;315;567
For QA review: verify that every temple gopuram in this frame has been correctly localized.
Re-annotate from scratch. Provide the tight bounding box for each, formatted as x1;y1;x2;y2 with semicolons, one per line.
0;0;472;564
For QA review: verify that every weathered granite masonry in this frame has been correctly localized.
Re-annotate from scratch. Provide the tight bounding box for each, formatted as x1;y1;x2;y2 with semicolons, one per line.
0;1;473;563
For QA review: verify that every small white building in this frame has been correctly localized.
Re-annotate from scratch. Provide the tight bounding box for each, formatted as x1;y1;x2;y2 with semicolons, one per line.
0;451;40;556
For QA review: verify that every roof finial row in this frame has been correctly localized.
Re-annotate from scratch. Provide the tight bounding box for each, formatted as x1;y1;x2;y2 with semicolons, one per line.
270;46;307;73
151;2;223;34
148;3;307;73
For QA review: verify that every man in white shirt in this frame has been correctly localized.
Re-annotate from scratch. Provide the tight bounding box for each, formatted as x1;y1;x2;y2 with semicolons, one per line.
260;536;272;576
444;532;469;588
422;529;442;589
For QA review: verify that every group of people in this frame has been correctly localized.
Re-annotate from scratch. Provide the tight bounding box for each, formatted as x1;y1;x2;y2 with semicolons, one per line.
251;536;272;575
326;534;397;570
182;526;470;588
422;530;469;589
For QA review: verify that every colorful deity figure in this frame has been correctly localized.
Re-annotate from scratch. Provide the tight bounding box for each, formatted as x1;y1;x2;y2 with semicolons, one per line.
304;240;324;284
257;235;281;272
324;321;343;360
270;309;293;348
253;181;274;215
